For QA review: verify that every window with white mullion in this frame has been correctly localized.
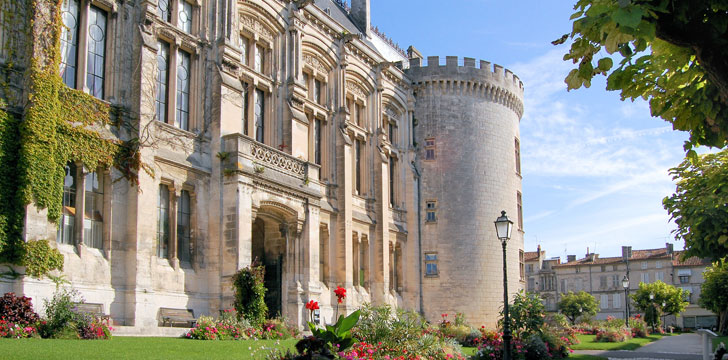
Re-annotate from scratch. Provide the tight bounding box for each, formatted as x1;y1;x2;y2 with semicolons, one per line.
157;185;170;258
83;170;104;249
389;156;395;207
177;190;191;263
177;0;192;33
314;118;322;166
57;163;78;245
254;44;264;73
175;50;191;131
157;0;172;22
239;36;249;66
60;0;80;88
155;41;170;123
85;5;107;99
254;88;265;143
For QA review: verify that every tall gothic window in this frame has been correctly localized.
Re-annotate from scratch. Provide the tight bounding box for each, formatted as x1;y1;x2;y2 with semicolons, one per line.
389;156;395;207
239;36;249;66
177;190;191;263
155;41;170;123
60;0;80;88
517;191;523;230
360;238;369;287
57;163;77;245
313;79;322;105
319;226;328;284
254;45;264;73
86;6;107;99
314;119;322;166
241;82;249;135
175;50;191;130
83;171;103;249
157;185;170;258
355;139;362;195
254;89;265;143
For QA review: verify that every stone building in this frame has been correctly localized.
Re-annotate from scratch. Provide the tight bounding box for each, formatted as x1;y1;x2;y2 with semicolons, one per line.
529;244;716;330
0;0;525;333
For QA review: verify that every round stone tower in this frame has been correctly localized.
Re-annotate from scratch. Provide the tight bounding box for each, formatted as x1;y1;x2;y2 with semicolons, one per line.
406;56;525;327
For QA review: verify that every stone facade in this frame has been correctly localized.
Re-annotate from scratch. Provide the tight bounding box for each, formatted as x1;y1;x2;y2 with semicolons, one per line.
0;0;525;333
527;245;717;330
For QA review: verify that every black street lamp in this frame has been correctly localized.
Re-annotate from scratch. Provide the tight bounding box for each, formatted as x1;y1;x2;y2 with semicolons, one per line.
495;210;514;360
622;275;630;327
662;301;667;332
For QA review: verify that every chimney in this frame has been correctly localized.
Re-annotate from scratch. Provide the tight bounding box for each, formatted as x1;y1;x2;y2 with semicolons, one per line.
567;255;576;263
537;244;541;258
666;243;674;255
407;45;423;60
351;0;371;37
622;246;632;260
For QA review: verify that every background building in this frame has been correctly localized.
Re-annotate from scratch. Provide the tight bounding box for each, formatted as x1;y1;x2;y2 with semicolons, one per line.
527;244;716;329
0;0;524;333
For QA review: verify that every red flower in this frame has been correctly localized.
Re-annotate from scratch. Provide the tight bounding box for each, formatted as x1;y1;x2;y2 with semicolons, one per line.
334;286;346;303
305;300;319;311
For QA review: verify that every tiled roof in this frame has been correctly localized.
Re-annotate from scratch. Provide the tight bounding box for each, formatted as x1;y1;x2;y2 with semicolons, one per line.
554;247;678;268
672;251;711;267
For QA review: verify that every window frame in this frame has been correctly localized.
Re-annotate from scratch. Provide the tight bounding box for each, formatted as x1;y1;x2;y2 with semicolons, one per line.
157;184;171;259
424;137;435;160
425;200;437;223
424;252;439;277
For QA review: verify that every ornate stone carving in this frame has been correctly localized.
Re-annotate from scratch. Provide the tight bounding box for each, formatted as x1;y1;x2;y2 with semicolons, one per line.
303;53;328;73
346;80;367;99
240;14;274;41
250;143;306;177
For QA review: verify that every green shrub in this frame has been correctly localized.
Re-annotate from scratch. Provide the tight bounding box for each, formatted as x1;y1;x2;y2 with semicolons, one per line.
499;290;545;337
39;288;82;339
595;327;631;342
231;265;267;326
524;333;549;360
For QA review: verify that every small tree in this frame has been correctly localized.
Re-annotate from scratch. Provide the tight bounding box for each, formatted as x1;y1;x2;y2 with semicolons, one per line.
631;281;688;331
700;258;728;335
231;265;267;326
558;291;598;324
499;290;545;337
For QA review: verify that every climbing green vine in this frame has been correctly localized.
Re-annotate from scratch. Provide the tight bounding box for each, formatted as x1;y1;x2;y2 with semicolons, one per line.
0;0;149;277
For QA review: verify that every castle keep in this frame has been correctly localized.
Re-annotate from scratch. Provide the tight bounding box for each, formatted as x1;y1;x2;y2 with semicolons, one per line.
0;0;524;333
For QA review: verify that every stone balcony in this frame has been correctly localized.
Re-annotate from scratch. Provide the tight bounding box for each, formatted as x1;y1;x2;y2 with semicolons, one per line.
221;134;321;198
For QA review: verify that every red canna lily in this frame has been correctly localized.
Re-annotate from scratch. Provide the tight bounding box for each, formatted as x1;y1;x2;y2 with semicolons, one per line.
305;300;319;311
334;286;346;303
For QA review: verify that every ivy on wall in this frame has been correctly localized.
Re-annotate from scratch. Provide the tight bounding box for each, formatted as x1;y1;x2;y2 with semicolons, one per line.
0;0;149;277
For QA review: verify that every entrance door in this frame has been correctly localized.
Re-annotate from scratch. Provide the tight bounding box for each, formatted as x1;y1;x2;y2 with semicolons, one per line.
264;254;283;318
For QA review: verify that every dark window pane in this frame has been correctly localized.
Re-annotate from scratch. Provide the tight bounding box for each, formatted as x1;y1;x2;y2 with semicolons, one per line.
86;6;106;99
156;42;170;123
175;50;191;130
60;0;80;88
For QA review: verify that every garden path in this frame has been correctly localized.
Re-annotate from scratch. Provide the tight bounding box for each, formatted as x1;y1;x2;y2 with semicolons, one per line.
573;333;708;360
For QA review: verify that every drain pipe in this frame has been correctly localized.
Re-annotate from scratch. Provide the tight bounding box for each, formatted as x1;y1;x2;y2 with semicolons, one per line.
411;161;424;316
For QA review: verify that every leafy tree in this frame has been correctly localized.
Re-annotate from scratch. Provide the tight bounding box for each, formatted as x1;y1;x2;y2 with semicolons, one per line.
663;149;728;260
558;291;599;324
499;290;546;337
631;281;688;331
554;0;728;154
700;258;728;335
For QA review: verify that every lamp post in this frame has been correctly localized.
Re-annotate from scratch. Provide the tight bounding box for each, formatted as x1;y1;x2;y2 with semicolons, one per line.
495;211;513;360
649;293;655;331
622;275;630;327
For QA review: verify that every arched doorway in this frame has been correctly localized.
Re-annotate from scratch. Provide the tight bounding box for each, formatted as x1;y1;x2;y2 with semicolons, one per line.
251;215;287;318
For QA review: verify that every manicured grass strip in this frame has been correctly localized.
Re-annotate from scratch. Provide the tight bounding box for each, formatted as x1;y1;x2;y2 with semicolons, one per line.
462;346;477;356
569;355;607;360
0;337;298;360
570;334;667;351
713;335;728;349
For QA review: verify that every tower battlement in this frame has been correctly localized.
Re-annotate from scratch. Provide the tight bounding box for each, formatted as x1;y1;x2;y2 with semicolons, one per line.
403;56;524;119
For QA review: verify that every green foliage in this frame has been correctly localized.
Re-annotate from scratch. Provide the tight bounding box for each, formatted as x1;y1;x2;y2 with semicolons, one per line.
231;266;267;327
663;149;728;260
631;281;688;330
308;309;360;352
0;0;149;276
499;290;546;337
700;258;728;334
39;287;83;339
20;239;63;278
555;0;728;152
558;291;599;324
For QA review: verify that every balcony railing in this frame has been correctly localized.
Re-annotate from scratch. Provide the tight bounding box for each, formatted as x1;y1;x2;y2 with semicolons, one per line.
222;134;319;183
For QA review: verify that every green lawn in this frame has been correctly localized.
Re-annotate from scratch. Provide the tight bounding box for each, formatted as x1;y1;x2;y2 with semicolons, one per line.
713;335;728;349
0;337;298;359
570;334;667;351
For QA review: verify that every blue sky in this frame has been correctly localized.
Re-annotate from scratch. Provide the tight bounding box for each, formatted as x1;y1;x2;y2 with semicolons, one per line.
369;1;689;260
